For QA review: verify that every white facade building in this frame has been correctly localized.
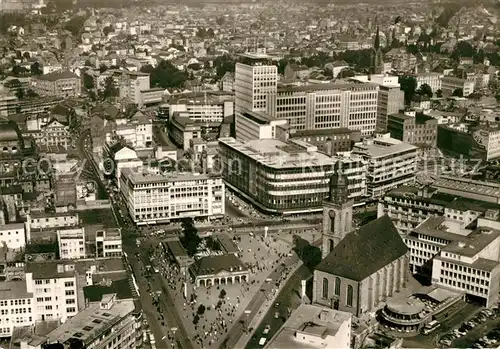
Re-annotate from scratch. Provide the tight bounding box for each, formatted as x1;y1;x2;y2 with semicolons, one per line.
26;263;78;323
414;73;442;93
57;227;86;260
108;111;153;150
273;81;379;136
95;229;122;258
0;223;26;249
0;279;34;338
234;62;277;114
235;110;288;142
169;97;234;124
352;135;417;198
119;169;225;225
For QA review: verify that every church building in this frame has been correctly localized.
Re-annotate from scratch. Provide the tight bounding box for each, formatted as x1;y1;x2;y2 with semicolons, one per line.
313;162;409;317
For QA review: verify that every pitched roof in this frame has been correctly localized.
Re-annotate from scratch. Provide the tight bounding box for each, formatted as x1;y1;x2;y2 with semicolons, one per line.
191;254;247;276
315;215;407;281
37;70;78;82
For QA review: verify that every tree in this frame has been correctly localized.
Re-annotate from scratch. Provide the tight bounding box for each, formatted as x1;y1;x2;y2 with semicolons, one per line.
103;26;114;36
193;314;200;325
399;76;417;105
213;54;236;78
22;51;30;60
197;304;206;316
141;60;189;89
26;89;38;98
436;89;443;98
452;88;463;97
99;64;108;73
179;218;201;256
277;58;289;75
219;289;226;299
417;83;433;98
83;72;94;90
65;15;86;37
15;88;24;99
30;62;42;76
101;76;118;100
216;16;225;26
451;41;475;60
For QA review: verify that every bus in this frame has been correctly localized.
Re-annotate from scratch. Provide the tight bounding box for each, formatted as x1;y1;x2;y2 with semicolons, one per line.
422;320;440;335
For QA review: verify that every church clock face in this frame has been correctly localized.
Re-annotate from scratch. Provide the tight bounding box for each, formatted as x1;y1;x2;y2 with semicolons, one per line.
329;210;336;219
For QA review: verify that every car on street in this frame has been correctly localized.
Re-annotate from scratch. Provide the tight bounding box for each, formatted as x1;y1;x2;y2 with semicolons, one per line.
274;312;279;319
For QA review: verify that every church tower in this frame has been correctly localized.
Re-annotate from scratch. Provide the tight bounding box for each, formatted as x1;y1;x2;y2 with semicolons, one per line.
321;161;354;259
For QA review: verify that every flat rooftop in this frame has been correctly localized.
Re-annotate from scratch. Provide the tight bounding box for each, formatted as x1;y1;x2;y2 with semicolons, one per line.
352;138;417;159
45;299;135;345
218;137;335;169
121;168;217;185
0;281;32;300
277;80;378;93
432;176;500;199
386;298;425;316
413;216;471;241
442;226;500;257
267;304;351;349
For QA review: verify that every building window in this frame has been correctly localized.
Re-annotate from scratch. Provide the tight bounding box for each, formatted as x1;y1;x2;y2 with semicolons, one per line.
346;285;353;307
320;277;329;299
335;277;341;296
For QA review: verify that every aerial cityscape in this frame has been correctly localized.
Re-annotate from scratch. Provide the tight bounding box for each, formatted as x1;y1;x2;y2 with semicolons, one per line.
2;0;500;348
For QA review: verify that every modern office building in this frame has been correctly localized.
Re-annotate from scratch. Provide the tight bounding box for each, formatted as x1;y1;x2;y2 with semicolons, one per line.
31;71;81;98
168;92;234;123
0;92;17;117
273;81;379;136
119;168;225;225
235;109;288;142
388;112;438;148
352;135;418;198
234;56;277;115
352;74;404;132
218;137;366;214
377;185;461;235
431;224;500;307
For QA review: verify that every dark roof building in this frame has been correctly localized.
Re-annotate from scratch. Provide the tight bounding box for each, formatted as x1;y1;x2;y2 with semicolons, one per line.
189;254;249;287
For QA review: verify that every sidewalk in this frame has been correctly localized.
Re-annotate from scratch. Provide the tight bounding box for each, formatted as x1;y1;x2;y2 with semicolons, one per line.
233;260;304;349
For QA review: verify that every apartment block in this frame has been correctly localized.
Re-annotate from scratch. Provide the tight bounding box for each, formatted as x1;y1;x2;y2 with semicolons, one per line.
119;169;225;225
352;135;418;198
26;262;79;322
413;73;442;93
57;227;86;260
0;281;34;338
441;77;474;97
108;110;152;149
31;71;81;98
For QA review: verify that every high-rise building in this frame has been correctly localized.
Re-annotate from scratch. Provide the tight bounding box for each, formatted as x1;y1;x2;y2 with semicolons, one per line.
234;56;277;115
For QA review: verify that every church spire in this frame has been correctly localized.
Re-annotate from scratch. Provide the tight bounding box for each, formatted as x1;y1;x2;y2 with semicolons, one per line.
329;161;349;203
374;26;380;50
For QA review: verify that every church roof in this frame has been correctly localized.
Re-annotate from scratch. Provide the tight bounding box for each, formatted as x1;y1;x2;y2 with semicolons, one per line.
315;215;407;281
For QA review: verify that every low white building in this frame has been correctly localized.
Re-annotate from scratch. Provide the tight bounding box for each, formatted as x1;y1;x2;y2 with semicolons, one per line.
265;304;352;349
57;227;86;260
235;110;288;142
0;223;26;249
414;72;442;93
95;229;122;258
107;111;153;150
0;281;34;338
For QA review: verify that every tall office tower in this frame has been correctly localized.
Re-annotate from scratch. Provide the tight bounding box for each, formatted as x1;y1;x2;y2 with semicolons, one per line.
234;54;277;115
